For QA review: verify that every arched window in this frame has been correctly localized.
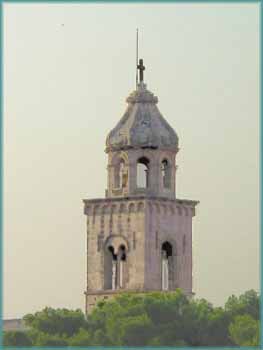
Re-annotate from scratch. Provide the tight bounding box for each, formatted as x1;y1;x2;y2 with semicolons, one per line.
104;237;129;290
104;245;117;290
161;159;171;189
114;159;128;188
161;241;173;291
137;157;149;188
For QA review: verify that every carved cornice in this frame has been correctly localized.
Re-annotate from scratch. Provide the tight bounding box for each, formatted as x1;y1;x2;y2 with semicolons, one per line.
83;196;199;217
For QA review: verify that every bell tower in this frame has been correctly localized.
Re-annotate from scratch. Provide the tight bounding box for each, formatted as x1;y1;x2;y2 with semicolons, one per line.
83;60;199;315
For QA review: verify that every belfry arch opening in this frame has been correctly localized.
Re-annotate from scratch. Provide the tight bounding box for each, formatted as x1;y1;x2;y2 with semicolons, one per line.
161;159;171;189
137;157;150;188
104;242;128;290
161;241;173;291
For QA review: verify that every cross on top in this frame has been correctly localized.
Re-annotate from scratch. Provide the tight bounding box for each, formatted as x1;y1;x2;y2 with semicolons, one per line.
137;59;145;83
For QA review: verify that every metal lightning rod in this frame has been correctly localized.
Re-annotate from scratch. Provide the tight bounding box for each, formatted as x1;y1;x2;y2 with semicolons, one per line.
136;28;139;89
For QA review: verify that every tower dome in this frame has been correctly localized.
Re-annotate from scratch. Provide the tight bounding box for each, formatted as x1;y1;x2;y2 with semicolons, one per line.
105;82;179;153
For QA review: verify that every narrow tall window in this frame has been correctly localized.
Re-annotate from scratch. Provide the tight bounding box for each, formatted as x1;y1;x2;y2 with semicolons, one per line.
104;246;117;290
137;157;149;188
104;243;128;290
161;242;173;290
161;159;171;188
118;245;126;288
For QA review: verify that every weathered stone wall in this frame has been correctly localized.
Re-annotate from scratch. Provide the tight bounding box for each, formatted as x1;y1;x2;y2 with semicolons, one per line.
84;197;197;315
85;198;147;293
144;201;194;294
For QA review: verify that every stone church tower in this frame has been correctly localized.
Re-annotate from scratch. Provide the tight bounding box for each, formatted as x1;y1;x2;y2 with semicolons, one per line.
83;60;199;314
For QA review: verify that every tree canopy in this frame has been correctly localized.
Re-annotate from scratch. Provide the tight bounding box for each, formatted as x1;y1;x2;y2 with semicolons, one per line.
4;289;260;347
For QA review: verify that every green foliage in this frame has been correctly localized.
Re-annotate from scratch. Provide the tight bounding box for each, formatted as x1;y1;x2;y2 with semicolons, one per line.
87;289;234;346
3;331;32;346
10;289;260;347
34;332;69;346
205;306;233;345
225;289;260;320
23;307;86;337
229;314;260;346
68;328;91;346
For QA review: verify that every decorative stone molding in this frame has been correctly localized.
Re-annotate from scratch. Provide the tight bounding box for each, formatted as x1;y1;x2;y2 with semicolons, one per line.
104;205;111;214
119;203;126;213
137;202;144;212
176;206;182;216
128;203;135;213
170;205;175;215
183;207;189;216
84;206;91;215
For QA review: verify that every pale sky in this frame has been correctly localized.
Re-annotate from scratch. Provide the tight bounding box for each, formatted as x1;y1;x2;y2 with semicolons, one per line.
4;3;260;319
